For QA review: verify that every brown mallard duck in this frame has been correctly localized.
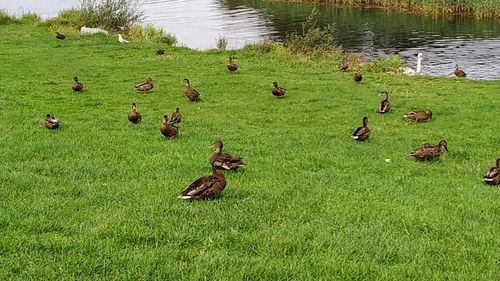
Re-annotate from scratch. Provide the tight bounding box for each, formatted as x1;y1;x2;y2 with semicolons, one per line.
135;78;154;94
410;139;448;160
209;140;245;171
454;64;467;77
183;79;200;102
128;103;141;124
352;116;370;141
378;91;390;113
484;158;500;185
160;115;178;139
227;56;238;72
72;76;84;92
404;110;432;122
156;48;165;58
353;71;363;83
338;59;348;72
44;114;59;129
179;167;227;200
272;81;286;98
169;107;181;124
55;32;66;40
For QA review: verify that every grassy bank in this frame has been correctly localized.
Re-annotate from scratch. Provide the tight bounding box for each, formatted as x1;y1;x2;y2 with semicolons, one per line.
280;0;500;19
0;21;499;280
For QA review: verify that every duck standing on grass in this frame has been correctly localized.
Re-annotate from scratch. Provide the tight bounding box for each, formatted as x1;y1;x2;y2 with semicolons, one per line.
209;140;245;171
272;81;286;98
160;115;178;139
338;59;348;72
403;110;432;122
169;108;181;124
55;32;66;40
378;91;390;113
410;140;448;161
72;77;84;92
484;159;500;185
183;79;200;102
352;116;371;141
156;48;165;59
454;64;467;77
227;56;238;73
179;167;227;200
128;103;141;124
44;114;59;129
353;71;363;83
135;78;154;94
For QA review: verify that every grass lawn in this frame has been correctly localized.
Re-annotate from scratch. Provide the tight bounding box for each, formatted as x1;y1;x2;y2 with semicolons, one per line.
0;23;499;280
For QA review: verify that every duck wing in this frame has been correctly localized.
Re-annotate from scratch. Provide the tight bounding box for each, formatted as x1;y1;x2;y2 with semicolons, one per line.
136;83;153;92
379;100;390;113
180;174;226;199
170;112;181;124
352;126;370;140
213;152;245;170
185;88;200;100
485;167;500;179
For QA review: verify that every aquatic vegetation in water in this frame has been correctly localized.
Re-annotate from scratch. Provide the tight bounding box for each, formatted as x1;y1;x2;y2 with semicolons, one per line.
284;8;340;57
284;0;500;19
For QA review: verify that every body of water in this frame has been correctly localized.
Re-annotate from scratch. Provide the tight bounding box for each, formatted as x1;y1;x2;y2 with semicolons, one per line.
2;0;499;79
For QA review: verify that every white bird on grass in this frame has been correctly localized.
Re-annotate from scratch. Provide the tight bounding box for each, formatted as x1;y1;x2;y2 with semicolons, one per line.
118;34;129;44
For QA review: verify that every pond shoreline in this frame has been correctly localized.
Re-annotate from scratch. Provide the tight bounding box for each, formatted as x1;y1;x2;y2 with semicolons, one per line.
275;0;500;19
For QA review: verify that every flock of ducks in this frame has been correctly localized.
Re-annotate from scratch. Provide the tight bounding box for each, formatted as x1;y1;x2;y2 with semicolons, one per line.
44;32;497;199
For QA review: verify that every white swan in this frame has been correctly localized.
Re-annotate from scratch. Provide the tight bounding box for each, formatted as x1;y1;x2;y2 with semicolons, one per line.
403;53;422;75
118;34;129;44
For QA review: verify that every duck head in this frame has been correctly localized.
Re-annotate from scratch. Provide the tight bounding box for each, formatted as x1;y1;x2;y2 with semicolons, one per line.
163;114;169;122
183;78;190;86
73;76;79;82
427;111;433;118
362;116;368;127
438;139;448;152
273;81;278;87
496;158;500;168
210;140;223;152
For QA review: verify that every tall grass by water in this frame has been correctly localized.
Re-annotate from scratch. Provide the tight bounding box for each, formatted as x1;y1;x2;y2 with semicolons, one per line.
286;0;500;19
0;20;499;279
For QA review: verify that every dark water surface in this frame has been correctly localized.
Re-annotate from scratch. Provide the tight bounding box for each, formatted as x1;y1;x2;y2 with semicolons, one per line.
3;0;500;79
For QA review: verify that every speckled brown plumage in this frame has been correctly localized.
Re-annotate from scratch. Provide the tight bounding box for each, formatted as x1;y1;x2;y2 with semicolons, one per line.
454;64;467;77
44;114;59;129
169;107;181;124
135;78;154;93
353;72;362;82
378;91;390;113
404;110;432;122
352;116;370;141
484;158;500;185
272;81;286;98
179;168;227;200
160;115;178;139
410;140;448;160
227;56;238;72
72;77;84;92
338;60;348;72
209;140;245;171
128;103;141;124
183;79;200;102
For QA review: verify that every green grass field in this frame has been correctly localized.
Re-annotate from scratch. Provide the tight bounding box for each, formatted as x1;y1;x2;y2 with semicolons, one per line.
0;23;499;280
